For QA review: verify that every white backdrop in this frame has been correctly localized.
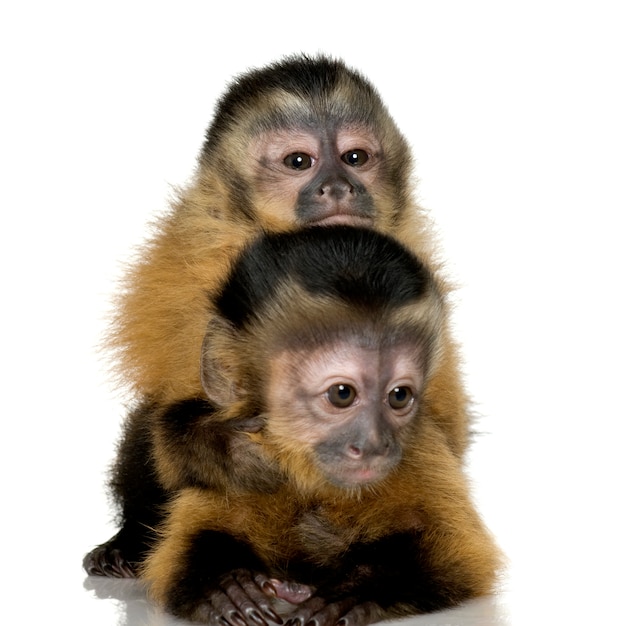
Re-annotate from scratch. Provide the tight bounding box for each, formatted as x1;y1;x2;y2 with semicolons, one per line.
1;2;624;624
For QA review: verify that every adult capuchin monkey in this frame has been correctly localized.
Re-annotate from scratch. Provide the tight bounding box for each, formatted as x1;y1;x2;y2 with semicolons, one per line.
84;54;481;587
139;225;500;625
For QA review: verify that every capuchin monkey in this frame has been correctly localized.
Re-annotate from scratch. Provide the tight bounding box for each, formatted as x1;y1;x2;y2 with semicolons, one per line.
84;55;475;583
137;226;500;625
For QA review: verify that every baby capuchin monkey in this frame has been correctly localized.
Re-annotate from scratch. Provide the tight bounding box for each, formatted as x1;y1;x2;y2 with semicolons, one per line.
84;54;483;588
138;226;500;626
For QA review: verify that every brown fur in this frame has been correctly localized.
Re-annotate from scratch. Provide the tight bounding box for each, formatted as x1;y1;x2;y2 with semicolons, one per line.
106;56;444;409
141;244;501;617
143;412;499;611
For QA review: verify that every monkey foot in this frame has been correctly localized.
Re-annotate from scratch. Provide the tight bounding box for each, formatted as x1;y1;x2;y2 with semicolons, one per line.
83;540;138;579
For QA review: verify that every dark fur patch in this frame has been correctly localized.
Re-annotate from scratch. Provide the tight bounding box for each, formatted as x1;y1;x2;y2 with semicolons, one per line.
157;398;284;493
83;401;170;576
166;530;266;617
110;401;169;532
158;398;222;452
215;226;433;329
203;55;378;152
290;531;474;613
156;398;232;489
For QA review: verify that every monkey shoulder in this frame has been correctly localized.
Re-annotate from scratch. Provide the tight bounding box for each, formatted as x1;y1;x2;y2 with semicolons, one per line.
150;398;285;494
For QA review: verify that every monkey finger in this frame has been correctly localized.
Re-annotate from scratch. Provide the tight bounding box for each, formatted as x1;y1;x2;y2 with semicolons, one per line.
336;601;383;626
254;572;279;597
296;597;358;626
205;587;248;626
268;579;315;604
284;596;328;626
83;545;136;579
223;570;283;625
104;553;136;578
106;548;137;578
194;601;243;626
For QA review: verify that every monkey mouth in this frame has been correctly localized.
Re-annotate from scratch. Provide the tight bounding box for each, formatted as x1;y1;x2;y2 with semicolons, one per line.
346;467;382;483
312;214;374;227
328;461;392;487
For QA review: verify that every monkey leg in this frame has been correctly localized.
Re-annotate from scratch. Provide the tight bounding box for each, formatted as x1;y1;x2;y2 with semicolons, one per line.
144;527;288;625
84;398;284;580
83;525;148;578
141;487;302;625
84;400;169;578
283;522;499;626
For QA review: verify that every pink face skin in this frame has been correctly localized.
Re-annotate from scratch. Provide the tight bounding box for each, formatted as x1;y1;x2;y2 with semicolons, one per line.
267;340;424;487
249;126;384;228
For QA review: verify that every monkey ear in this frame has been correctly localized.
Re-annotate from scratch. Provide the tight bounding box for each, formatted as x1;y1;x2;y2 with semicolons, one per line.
200;317;241;408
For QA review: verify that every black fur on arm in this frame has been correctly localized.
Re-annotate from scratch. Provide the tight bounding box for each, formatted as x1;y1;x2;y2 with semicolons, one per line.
165;530;283;625
155;398;285;493
287;530;476;623
84;397;284;578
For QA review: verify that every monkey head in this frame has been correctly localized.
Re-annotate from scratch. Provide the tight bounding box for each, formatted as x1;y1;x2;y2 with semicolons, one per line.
201;226;444;496
200;55;412;232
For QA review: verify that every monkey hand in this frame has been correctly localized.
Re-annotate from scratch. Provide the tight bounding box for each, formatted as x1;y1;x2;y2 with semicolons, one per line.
173;571;315;625
190;569;290;626
266;579;315;605
83;527;145;579
283;596;383;626
267;575;379;626
83;541;136;579
223;419;286;492
229;415;265;434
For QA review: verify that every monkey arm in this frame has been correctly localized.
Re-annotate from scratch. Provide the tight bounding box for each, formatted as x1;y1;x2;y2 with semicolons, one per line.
153;398;285;493
284;527;498;626
155;530;283;625
143;517;295;624
141;488;314;625
83;398;284;579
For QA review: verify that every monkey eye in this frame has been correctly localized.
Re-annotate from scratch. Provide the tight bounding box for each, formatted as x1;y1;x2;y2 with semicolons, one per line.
388;386;414;410
341;149;369;167
284;152;313;170
327;384;357;408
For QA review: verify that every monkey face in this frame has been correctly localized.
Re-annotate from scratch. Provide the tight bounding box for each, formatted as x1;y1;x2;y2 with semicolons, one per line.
249;125;381;228
201;226;443;495
201;56;412;231
266;340;425;489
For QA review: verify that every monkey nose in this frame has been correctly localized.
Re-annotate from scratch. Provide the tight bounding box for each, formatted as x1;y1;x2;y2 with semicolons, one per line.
347;444;363;459
346;438;390;460
319;179;353;198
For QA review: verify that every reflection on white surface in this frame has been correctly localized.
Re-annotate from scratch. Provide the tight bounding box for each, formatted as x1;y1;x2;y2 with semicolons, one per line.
82;575;512;626
83;576;186;626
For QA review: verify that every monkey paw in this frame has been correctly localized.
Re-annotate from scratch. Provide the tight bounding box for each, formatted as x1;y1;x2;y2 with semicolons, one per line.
83;542;137;579
187;569;290;626
284;597;382;626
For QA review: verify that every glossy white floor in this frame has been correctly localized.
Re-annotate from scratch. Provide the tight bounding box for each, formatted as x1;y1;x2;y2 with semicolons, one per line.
80;579;510;626
3;3;625;625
